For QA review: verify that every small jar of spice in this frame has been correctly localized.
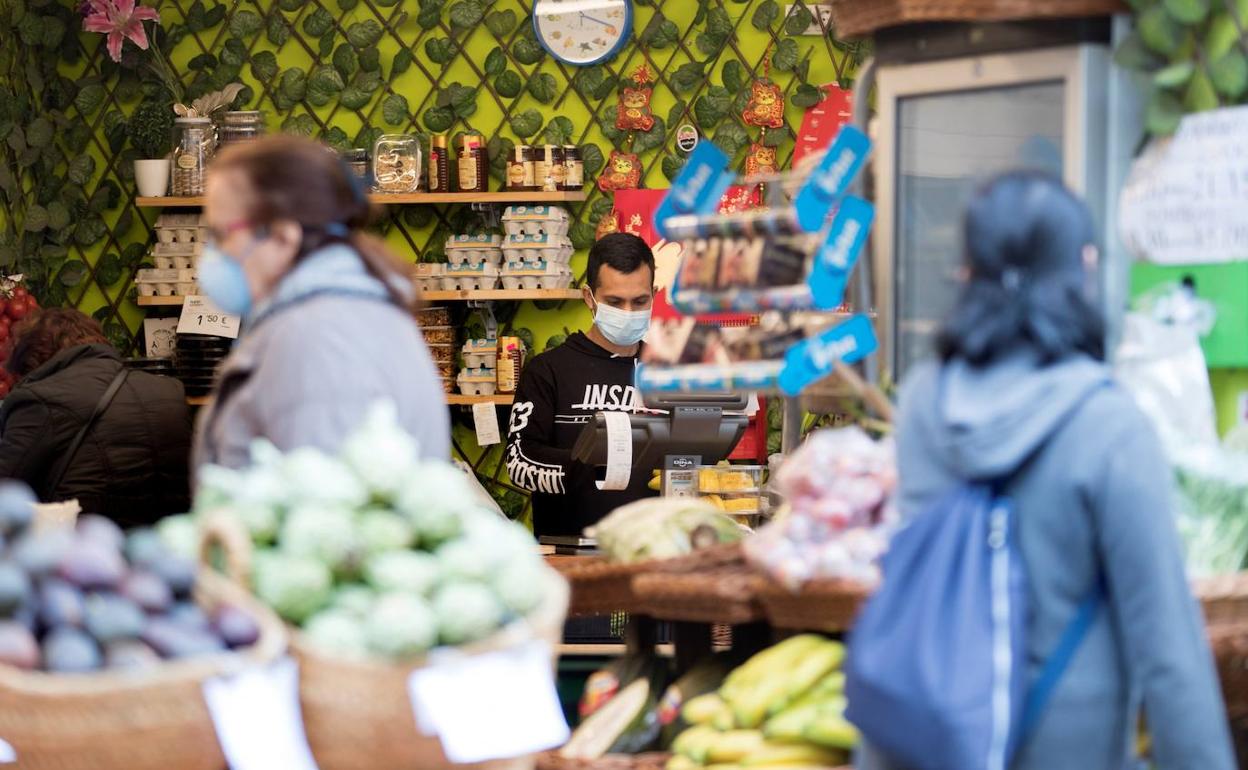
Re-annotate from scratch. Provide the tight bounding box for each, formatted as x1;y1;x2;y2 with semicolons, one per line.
561;145;583;191
457;134;488;193
507;145;534;191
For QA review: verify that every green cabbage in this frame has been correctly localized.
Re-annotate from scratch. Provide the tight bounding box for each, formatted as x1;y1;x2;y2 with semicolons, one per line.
357;509;415;554
303;609;369;658
433;582;505;645
364;550;440;596
254;552;332;624
331;584;377;619
281;504;359;571
365;593;438;658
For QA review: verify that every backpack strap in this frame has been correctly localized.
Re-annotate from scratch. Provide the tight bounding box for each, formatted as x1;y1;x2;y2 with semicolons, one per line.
45;368;129;496
1014;575;1105;748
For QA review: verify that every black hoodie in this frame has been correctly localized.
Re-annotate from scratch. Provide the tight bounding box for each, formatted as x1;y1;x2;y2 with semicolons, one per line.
506;332;656;537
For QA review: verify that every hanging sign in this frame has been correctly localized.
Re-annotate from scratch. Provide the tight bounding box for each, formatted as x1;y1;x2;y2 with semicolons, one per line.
778;314;878;396
793;125;871;233
808;196;874;309
177;296;241;339
652;142;734;240
794;85;853;167
676;124;699;154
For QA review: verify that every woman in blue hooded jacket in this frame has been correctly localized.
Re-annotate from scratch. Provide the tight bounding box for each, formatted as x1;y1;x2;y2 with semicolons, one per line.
859;172;1234;769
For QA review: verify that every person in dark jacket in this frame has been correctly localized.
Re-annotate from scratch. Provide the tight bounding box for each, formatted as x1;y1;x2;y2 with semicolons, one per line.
0;309;192;526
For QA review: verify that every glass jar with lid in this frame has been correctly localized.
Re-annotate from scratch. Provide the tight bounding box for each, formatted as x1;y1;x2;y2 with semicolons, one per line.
341;148;371;189
171;117;216;197
372;134;422;193
216;110;265;147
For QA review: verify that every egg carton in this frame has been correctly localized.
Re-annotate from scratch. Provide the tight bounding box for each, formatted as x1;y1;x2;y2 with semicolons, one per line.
137;281;197;297
462;339;498;369
502;205;569;236
413;263;446;293
502;234;573;265
446;234;503;249
152;254;198;271
155;213;202;229
137;268;196;284
155;227;206;245
440;274;501;291
457;379;498;397
500;263;573;291
153;242;205;257
446;247;503;268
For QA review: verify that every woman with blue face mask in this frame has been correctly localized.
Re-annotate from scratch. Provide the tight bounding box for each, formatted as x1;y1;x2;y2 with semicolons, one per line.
192;135;449;472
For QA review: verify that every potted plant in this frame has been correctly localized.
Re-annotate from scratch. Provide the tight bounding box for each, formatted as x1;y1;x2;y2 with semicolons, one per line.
129;98;175;197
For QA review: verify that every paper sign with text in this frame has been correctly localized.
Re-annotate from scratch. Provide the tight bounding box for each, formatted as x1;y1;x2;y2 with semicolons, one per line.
177;296;241;339
472;401;502;446
201;657;318;770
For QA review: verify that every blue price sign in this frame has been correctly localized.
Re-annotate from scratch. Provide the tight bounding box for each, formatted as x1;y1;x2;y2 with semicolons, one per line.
653;142;734;240
807;196;874;309
778;314;878;396
793;125;872;233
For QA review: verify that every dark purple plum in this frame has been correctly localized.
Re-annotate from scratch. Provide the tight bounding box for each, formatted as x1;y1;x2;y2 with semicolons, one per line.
212;604;260;649
0;561;32;616
83;593;146;644
104;639;161;670
147;554;196;599
12;530;73;577
141;618;225;659
124;528;167;568
42;627;102;673
75;515;125;553
167;601;209;631
58;539;125;590
119;570;173;614
0;480;35;537
38;579;85;629
0;620;39;669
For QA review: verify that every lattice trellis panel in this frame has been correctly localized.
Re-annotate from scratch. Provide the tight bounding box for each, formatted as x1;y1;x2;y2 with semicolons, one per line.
0;0;865;521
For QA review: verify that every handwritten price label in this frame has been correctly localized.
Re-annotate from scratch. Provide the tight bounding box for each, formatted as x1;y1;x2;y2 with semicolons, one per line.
177;296;241;339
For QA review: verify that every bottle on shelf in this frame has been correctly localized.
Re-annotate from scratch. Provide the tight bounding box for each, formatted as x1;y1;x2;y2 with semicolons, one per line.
457;134;488;193
507;145;536;191
428;135;450;193
562;145;583;191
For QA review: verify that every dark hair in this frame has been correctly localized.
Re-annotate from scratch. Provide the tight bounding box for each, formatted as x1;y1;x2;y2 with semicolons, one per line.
8;308;110;377
586;233;656;290
936;171;1105;366
211;135;417;310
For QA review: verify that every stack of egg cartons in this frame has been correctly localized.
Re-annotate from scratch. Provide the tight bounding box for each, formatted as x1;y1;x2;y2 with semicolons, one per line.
136;214;202;297
457;338;498;396
415;305;455;392
443;235;502;291
413;263;445;294
501;207;573;290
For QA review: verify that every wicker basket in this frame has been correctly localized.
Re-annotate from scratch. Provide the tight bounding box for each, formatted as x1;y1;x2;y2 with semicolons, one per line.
0;569;287;770
552;544;746;618
295;567;570;770
633;562;765;626
755;576;872;634
1195;572;1248;628
536;752;671;770
829;0;1126;37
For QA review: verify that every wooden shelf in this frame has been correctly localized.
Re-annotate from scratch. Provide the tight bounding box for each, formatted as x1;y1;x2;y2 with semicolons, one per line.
445;394;514;406
137;295;188;306
422;288;582;302
136;191;587;208
186;395;212;407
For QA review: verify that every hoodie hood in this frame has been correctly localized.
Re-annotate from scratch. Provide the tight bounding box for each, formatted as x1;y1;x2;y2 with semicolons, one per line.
910;348;1111;480
565;330;638;361
249;243;403;329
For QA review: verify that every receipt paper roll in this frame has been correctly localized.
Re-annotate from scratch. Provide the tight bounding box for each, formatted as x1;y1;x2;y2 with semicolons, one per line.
595;411;633;491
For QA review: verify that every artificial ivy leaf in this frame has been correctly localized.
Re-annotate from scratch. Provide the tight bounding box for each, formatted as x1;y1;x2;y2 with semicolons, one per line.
752;0;780;29
722;60;744;93
785;3;814;35
1164;0;1209;24
667;101;688;129
486;9;517;36
278;0;302;11
67;154;95;185
356;125;384;151
24;205;48;232
449;0;485;28
303;8;334;37
221;37;248;67
569;221;596;251
673;62;704;92
251;51;279;83
425;37;457;64
528;72;558;103
404;207;435;229
333;44;358;79
763;126;788;147
17;14;42;46
543;116;574;145
694;86;731;128
267;14;291;46
73;216;106;246
589;197;614;223
322;126;351;151
512;33;545;65
26;117;52;149
383;93;410;125
277;67;308;110
281;113;318;136
307;65;345;107
641;14;678;48
485;48;507;77
633;117;667;153
1145;88;1183;135
74;83;105;116
359;47;381;72
713;122;749;158
1138;5;1182;55
581;143;604;177
423;105;454;133
447;84;477;118
510;109;542;138
229;9;264;39
88;182;117;213
205;3;226;26
792;82;823;108
773;38;799;71
338;0;358;9
417;3;441;29
348;20;384;49
59;259;88;287
340;84;371;111
188;52;216;71
662;155;683;181
487;136;514;181
122;242;145;267
46;201;71;233
97;254;123;286
1211;50;1248;98
318;32;335;59
495;70;523;99
394;48;414;76
42;16;66;48
597;107;627;144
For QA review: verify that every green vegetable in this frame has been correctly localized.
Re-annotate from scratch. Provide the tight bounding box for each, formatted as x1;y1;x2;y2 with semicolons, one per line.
281;505;359;572
155;514;199;561
366;593;437;658
254;552;332;623
562;676;661;759
330;584;377;619
432;582;504;645
358;509;415;554
303;609;369;658
364;550;440;595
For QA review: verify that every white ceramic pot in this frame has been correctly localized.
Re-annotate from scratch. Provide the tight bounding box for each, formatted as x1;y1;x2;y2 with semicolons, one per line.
134;159;171;197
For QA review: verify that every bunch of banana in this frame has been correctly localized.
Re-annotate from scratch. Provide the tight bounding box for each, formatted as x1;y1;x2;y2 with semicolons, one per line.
667;635;858;769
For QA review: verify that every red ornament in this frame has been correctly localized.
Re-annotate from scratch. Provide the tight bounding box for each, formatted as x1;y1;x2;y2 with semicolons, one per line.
743;79;785;128
598;151;642;192
596;209;621;240
744;142;779;177
616;66;656;132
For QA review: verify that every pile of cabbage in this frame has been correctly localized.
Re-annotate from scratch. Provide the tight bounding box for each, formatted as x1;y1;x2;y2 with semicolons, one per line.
161;403;550;661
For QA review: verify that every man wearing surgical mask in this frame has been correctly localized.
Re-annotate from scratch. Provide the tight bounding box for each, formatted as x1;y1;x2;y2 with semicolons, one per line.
507;233;657;537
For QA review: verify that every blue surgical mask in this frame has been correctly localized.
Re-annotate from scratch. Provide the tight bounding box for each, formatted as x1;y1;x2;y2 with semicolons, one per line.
198;244;254;318
592;293;651;347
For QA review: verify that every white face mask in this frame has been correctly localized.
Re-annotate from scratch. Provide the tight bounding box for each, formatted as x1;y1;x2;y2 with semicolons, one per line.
592;293;651;347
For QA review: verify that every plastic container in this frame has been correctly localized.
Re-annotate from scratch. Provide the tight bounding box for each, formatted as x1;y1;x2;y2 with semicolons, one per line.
462;339;498;369
216;111;265;146
421;326;456;345
415;306;451;327
697;465;765;494
426;343;456;365
373;134;422;193
436;360;456;380
501;206;569;237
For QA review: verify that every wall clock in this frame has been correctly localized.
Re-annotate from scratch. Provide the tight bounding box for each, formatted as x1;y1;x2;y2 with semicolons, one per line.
532;1;633;67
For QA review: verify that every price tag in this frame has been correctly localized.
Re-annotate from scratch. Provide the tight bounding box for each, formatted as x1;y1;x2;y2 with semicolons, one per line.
408;640;569;764
177;296;241;339
472;402;502;446
0;737;15;763
201;657;318;770
595;411;633;491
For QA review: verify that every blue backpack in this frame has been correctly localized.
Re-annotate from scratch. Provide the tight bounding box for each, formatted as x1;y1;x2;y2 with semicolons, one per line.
844;483;1103;770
